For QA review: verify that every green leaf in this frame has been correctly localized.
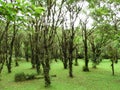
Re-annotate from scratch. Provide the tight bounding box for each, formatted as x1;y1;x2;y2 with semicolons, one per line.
33;6;45;16
35;7;45;13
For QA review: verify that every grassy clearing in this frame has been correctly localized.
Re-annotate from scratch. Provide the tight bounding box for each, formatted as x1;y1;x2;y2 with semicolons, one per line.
1;59;120;90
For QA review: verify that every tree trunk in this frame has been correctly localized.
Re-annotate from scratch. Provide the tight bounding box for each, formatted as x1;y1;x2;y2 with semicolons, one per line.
54;50;57;62
29;35;35;69
68;34;74;77
31;49;35;68
34;20;41;74
91;42;97;68
83;29;89;72
25;46;29;62
4;21;10;73
74;49;78;66
9;21;18;70
63;50;68;69
36;60;40;74
35;47;40;74
15;57;19;67
75;58;78;66
63;45;68;69
63;58;68;69
0;55;5;73
43;29;51;87
44;58;51;87
111;60;114;76
69;54;73;77
14;47;19;67
43;52;51;87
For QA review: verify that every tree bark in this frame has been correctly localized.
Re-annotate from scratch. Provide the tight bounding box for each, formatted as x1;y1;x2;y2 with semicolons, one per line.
29;35;35;68
0;55;5;73
62;31;68;69
25;45;29;62
43;29;51;87
111;60;114;76
69;53;73;77
63;58;68;69
4;21;11;73
74;49;78;66
83;28;89;72
8;21;17;72
68;30;74;77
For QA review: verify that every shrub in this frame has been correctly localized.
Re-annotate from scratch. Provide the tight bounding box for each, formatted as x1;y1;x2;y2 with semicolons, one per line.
26;73;36;80
15;72;26;82
14;72;37;82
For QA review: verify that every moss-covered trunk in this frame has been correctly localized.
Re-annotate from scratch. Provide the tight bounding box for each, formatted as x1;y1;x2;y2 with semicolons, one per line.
43;29;51;87
8;22;17;72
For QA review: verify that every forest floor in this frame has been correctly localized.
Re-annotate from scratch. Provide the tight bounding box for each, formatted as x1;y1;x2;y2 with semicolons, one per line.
1;59;120;90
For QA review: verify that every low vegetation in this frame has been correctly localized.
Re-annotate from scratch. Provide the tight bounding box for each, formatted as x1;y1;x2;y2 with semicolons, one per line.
1;60;120;90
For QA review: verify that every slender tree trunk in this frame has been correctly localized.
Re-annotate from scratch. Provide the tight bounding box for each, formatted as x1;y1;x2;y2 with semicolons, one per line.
0;63;4;73
54;50;57;62
25;46;29;62
4;21;10;73
75;58;78;66
62;32;68;69
35;44;40;74
0;27;9;43
14;40;20;67
0;55;5;73
63;49;68;69
63;58;68;69
91;42;97;68
92;53;97;69
36;60;40;74
8;50;12;72
68;31;74;77
69;53;73;77
15;58;19;66
83;29;89;72
35;19;41;74
31;50;35;68
29;35;35;68
14;50;19;67
111;60;114;75
74;49;78;66
8;21;17;72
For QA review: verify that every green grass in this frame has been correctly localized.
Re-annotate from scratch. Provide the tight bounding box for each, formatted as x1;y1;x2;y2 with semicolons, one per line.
1;59;120;90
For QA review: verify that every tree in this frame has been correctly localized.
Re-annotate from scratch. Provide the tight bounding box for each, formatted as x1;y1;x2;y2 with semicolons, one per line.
0;0;45;73
80;18;89;71
87;0;120;70
54;1;85;73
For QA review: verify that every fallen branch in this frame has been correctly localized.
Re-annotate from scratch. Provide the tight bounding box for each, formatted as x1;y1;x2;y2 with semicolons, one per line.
34;75;57;79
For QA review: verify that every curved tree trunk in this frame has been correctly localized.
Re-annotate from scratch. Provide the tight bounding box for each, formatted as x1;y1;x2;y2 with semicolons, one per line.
8;21;17;72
